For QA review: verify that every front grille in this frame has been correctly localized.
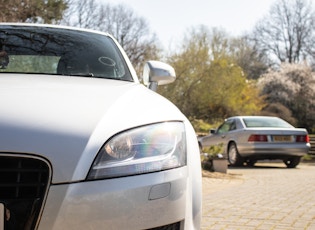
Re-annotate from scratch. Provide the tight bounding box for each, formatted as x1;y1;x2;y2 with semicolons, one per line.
0;155;51;230
147;222;181;230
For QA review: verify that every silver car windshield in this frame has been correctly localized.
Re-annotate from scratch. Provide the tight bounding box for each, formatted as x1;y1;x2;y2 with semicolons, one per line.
0;25;133;81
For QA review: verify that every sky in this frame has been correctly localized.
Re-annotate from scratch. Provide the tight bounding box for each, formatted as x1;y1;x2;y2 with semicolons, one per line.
104;0;277;49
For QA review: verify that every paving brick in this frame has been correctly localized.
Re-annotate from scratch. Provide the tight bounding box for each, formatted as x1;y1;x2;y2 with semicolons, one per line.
201;163;315;230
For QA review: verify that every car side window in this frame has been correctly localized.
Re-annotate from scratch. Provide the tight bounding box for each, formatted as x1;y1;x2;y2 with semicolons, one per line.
229;120;236;131
217;122;229;134
217;120;235;134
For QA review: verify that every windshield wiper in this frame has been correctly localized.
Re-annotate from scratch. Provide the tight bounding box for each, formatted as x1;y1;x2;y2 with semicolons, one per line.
66;73;94;77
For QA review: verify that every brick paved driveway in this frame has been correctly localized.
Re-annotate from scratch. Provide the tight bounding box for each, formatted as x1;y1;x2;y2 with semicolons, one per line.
202;162;315;230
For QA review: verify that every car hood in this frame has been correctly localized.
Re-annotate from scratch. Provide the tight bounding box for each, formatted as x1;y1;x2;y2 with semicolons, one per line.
0;75;186;183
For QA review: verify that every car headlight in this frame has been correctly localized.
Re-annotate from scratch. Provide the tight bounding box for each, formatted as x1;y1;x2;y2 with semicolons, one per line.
87;122;186;180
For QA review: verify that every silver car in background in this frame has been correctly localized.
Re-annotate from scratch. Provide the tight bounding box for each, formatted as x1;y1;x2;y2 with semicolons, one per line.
0;23;202;230
199;116;310;168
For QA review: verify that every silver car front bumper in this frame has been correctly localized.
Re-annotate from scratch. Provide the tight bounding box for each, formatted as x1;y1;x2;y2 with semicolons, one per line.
39;167;189;229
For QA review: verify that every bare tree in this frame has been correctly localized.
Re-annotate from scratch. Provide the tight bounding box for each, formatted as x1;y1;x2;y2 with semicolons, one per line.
98;4;160;72
62;0;99;29
0;0;67;23
62;0;161;74
252;0;315;65
230;36;269;79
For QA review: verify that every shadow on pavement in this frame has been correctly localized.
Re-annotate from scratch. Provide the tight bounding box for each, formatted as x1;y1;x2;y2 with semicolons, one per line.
229;162;288;170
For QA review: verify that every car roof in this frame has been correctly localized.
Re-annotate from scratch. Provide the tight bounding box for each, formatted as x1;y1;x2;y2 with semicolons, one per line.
227;116;278;120
0;22;112;37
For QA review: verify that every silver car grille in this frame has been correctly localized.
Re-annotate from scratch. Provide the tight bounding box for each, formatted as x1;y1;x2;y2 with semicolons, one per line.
0;155;51;230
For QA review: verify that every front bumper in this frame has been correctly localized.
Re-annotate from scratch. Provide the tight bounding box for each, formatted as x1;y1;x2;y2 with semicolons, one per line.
39;167;188;230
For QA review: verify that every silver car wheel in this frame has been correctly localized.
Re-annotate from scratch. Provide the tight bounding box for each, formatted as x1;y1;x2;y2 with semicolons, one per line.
228;143;243;166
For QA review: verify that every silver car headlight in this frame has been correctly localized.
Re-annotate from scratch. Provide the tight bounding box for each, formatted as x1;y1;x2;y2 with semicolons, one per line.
87;122;186;180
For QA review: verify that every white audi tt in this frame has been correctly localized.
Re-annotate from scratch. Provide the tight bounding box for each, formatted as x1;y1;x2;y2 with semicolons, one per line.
0;23;202;230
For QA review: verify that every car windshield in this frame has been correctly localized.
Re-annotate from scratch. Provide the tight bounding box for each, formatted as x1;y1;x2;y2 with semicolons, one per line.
0;25;133;81
243;117;293;128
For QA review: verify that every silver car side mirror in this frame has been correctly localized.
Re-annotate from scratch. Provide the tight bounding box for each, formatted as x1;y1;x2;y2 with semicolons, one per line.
142;61;176;91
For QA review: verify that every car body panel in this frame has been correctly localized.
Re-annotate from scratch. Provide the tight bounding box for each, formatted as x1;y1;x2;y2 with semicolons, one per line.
0;74;186;184
235;128;310;157
40;168;188;230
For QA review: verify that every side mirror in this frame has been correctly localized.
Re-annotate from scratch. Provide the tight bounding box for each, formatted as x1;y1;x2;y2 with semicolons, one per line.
142;61;176;91
210;129;216;134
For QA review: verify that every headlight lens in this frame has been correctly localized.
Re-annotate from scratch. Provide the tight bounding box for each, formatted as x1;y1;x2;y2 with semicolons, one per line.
87;122;186;180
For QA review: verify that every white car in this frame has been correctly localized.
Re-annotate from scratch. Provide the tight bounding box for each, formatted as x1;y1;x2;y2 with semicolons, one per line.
0;23;202;230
